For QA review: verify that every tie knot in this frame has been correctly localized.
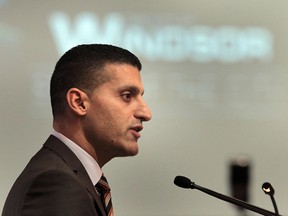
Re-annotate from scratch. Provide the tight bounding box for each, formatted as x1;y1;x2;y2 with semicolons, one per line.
95;175;114;216
96;175;110;192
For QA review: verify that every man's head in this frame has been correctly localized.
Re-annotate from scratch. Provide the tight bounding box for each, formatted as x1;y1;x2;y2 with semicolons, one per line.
50;44;142;118
50;44;152;166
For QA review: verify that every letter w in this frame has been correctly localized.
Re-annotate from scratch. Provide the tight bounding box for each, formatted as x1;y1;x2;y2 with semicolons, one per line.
48;12;124;55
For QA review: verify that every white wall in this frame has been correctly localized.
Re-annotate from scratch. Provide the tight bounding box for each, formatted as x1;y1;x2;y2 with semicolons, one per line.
1;0;288;215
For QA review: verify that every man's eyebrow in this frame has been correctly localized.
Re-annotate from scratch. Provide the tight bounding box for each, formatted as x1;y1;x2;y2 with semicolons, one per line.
119;85;144;95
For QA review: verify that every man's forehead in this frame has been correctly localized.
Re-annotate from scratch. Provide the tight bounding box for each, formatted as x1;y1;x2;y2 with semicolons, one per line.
98;64;144;91
104;64;141;81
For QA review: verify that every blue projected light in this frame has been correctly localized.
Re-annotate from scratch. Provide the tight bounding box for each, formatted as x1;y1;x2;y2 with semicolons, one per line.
48;11;274;63
0;0;7;6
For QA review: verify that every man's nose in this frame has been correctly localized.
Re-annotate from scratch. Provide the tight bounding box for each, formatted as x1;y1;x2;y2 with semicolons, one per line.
136;99;152;122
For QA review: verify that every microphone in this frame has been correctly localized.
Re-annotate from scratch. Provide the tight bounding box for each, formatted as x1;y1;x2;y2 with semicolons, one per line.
174;176;280;216
262;182;279;216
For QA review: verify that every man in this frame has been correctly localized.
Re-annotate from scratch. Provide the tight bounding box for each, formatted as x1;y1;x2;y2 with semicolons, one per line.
2;44;152;216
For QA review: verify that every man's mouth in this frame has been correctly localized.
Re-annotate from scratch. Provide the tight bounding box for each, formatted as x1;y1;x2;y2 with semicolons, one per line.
129;125;143;138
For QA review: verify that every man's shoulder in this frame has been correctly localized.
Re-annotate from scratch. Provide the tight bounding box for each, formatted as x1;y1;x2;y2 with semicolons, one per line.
3;168;97;216
12;141;77;191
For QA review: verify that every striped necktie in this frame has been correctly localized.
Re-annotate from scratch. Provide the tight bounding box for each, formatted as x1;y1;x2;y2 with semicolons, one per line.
96;175;114;216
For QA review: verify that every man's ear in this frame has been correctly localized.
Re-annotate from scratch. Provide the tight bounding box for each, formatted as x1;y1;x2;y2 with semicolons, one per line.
66;88;89;116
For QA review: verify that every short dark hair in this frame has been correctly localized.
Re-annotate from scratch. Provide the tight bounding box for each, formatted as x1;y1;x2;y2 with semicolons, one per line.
50;44;142;117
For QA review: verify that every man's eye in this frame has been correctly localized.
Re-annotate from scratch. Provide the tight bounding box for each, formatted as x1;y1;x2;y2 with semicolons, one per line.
122;93;132;101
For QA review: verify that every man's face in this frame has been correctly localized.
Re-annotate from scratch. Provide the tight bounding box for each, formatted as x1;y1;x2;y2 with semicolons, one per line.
83;63;152;162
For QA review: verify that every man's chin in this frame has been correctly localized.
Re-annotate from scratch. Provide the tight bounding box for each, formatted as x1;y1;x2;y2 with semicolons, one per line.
120;145;139;157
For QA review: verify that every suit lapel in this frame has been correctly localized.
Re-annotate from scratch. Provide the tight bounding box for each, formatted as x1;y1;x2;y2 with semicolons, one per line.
43;135;107;216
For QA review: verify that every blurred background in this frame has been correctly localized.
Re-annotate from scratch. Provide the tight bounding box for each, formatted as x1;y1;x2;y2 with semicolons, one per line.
1;0;288;215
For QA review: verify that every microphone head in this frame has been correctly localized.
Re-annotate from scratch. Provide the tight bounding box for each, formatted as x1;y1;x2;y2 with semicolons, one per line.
262;182;275;195
174;176;192;189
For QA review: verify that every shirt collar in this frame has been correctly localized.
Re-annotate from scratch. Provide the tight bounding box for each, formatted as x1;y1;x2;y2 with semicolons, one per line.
52;129;102;185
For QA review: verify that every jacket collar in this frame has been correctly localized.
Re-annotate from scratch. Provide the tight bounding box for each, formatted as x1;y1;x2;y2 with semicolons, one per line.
43;135;107;216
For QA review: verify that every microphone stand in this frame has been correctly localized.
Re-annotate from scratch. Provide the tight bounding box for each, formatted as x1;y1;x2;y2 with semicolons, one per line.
270;195;279;216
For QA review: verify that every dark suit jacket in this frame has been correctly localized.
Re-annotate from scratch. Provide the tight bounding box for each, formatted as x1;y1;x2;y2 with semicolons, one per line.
2;135;107;216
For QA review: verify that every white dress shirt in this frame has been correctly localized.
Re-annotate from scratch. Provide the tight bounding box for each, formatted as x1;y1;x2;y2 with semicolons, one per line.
52;130;102;186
